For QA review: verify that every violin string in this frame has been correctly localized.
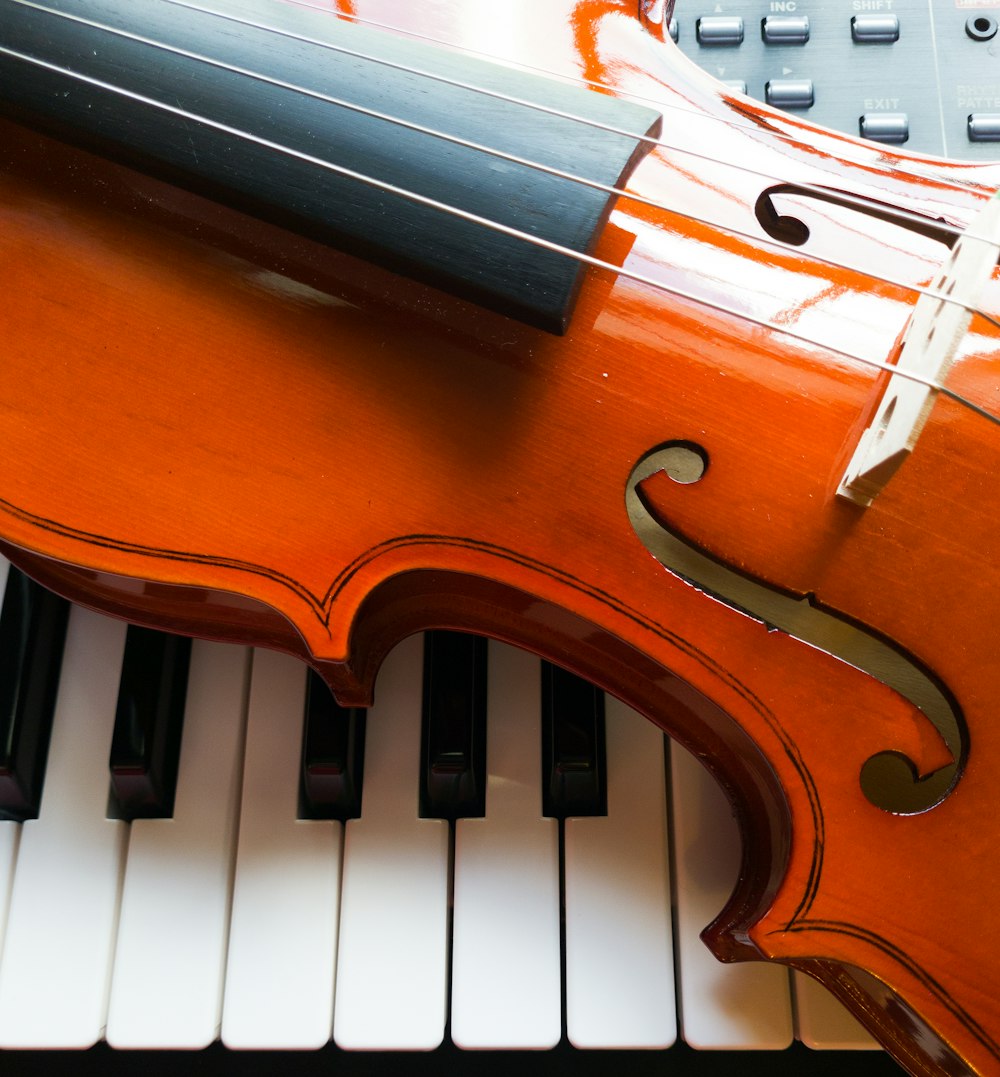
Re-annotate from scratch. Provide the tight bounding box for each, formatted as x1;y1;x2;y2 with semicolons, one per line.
158;0;1000;251
301;1;960;190
14;0;998;332
2;43;998;428
19;0;998;260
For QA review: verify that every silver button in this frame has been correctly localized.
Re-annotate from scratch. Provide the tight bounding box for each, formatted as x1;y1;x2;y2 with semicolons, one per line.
851;14;900;42
761;15;810;43
859;113;909;144
668;17;679;41
765;79;815;109
696;15;744;45
723;79;748;94
966;14;998;40
968;114;1000;141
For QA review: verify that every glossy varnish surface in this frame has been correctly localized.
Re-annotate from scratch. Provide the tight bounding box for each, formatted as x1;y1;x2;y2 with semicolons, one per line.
2;2;1000;1073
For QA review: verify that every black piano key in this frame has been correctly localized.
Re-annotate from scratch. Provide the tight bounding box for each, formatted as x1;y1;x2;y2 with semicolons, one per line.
420;630;487;820
541;662;607;818
109;626;190;820
0;567;70;821
300;668;365;821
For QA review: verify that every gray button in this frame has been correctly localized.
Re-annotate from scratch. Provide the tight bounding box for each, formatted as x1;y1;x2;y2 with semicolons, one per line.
723;79;749;94
968;113;1000;141
765;79;815;109
761;15;810;43
966;14;998;40
859;113;909;143
696;15;744;45
851;14;900;42
668;17;679;41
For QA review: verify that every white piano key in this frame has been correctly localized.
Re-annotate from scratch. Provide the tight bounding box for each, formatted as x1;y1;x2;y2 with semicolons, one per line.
105;640;249;1049
564;697;676;1048
0;607;128;1048
222;649;341;1050
671;742;794;1049
0;556;19;951
794;971;881;1050
333;634;450;1050
451;642;561;1050
0;823;19;949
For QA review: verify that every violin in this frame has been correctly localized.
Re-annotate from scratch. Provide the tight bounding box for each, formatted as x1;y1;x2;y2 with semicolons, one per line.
1;0;999;1072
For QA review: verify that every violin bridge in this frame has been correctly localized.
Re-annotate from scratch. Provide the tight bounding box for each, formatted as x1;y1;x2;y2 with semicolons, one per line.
838;192;1000;507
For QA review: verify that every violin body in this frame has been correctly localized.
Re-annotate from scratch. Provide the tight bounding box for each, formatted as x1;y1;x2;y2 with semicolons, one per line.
2;1;1000;1073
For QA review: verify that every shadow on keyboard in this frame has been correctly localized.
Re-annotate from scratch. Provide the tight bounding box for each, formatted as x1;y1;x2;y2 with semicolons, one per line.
3;1041;904;1076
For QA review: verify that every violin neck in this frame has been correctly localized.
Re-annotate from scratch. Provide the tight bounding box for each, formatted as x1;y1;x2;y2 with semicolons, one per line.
0;0;661;331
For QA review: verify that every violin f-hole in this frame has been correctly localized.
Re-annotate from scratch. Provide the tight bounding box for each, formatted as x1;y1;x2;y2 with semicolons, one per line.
755;182;962;250
626;443;965;816
754;187;810;246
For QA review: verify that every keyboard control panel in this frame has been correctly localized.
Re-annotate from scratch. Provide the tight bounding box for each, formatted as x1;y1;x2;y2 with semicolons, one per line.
671;0;1000;159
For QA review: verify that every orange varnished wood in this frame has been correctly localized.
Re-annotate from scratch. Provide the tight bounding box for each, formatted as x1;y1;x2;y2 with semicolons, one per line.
2;2;1000;1073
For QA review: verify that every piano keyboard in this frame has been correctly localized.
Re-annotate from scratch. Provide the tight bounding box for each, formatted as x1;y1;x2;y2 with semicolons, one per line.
0;555;903;1072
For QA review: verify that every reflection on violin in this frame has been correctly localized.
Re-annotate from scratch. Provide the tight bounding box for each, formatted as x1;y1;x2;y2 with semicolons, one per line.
1;1;1000;1073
